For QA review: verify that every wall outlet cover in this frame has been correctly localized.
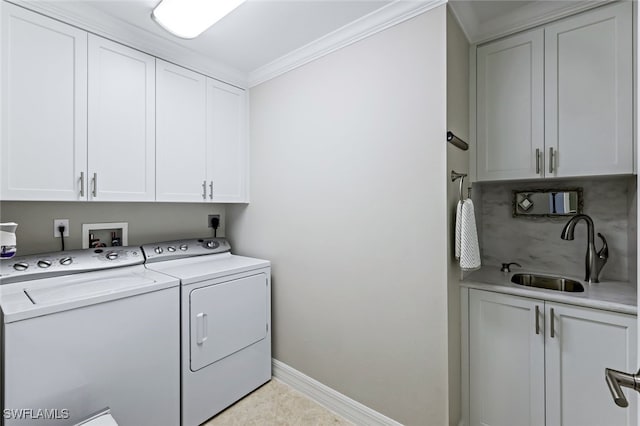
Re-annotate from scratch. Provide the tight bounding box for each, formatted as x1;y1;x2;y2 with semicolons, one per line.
53;219;70;237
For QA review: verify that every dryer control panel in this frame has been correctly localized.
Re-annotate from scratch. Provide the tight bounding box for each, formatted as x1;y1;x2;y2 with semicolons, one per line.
141;238;230;263
0;247;144;284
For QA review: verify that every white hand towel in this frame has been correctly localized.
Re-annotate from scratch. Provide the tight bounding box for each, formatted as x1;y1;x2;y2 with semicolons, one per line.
455;200;463;260
460;199;481;271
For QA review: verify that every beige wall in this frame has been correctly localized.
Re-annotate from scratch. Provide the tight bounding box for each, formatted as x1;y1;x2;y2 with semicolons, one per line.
0;201;225;254
446;7;470;426
227;6;448;425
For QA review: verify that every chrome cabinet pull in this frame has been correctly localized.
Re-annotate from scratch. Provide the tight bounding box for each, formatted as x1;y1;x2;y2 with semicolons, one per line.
535;305;540;335
550;307;555;338
209;181;213;200
202;180;207;200
549;147;555;173
535;149;541;174
79;172;85;197
92;173;97;197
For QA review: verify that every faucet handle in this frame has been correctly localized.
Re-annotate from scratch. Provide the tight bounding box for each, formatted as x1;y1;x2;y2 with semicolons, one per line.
597;232;609;259
501;262;522;273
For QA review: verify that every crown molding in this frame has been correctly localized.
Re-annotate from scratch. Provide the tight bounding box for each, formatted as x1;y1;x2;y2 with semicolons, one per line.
450;0;616;46
475;0;615;45
247;0;447;88
7;0;249;88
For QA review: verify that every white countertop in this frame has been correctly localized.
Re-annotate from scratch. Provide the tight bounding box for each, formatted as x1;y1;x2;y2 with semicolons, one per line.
462;266;637;315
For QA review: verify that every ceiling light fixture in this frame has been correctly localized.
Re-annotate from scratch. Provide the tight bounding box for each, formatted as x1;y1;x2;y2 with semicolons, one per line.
151;0;246;39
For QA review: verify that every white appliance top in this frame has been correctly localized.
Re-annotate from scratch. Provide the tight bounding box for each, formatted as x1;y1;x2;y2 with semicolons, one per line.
0;265;178;323
141;238;269;285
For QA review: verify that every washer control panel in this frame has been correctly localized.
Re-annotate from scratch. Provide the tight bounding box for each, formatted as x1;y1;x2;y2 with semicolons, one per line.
0;247;143;284
141;238;230;263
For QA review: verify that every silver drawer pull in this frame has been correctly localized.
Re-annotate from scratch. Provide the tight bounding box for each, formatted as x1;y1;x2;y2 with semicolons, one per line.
79;172;85;197
92;173;97;197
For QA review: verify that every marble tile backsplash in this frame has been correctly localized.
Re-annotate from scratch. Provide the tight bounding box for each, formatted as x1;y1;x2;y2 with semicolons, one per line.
477;176;635;282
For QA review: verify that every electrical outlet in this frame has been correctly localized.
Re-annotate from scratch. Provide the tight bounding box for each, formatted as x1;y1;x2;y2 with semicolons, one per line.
54;219;70;237
207;214;220;228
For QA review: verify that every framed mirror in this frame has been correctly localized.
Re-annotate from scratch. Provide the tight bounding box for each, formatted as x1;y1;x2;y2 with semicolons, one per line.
512;188;583;217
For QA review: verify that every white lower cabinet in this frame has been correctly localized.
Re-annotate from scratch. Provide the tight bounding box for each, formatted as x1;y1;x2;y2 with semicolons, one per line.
468;289;636;426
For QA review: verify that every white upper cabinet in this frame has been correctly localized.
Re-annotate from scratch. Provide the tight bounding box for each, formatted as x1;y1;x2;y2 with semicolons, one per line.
2;5;248;203
475;2;633;181
206;79;248;203
156;60;208;202
476;29;544;181
156;63;248;203
88;35;156;201
545;2;632;178
1;3;87;200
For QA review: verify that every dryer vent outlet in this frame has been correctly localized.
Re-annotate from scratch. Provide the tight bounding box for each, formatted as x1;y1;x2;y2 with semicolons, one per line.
208;215;220;228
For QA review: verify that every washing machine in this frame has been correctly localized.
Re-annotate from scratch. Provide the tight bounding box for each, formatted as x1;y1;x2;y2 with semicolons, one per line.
0;247;180;426
141;238;271;426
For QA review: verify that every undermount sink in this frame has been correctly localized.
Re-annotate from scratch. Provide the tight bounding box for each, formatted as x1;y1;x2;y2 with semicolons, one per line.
511;273;585;293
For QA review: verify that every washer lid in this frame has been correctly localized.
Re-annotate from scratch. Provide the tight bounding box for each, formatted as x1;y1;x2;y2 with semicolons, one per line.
0;265;179;323
25;275;156;305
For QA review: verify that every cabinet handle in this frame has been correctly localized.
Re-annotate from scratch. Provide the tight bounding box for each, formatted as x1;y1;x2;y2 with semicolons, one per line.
79;172;85;197
550;307;555;338
209;181;213;200
92;173;97;197
549;147;555;173
535;305;540;335
202;180;207;200
535;149;541;174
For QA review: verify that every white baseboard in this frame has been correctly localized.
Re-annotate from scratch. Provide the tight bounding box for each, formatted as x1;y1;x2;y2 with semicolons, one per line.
272;358;403;426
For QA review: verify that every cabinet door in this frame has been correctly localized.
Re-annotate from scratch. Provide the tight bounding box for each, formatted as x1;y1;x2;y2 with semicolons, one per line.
156;60;207;202
1;3;87;200
545;302;636;426
469;290;545;426
88;35;155;201
206;78;248;203
476;29;544;181
545;2;632;177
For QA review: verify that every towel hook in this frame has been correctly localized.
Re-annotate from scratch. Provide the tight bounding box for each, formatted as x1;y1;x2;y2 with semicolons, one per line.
451;170;467;202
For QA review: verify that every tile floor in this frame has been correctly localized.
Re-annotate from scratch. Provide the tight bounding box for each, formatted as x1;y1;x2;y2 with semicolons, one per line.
204;379;353;426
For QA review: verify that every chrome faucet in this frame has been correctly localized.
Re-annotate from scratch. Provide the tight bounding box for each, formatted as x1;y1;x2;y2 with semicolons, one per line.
560;214;608;283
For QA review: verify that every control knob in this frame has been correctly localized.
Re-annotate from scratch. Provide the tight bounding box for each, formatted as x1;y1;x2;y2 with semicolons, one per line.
13;262;28;271
205;241;219;249
106;252;119;260
37;260;52;268
167;246;176;252
60;257;73;265
179;244;188;251
154;246;163;254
